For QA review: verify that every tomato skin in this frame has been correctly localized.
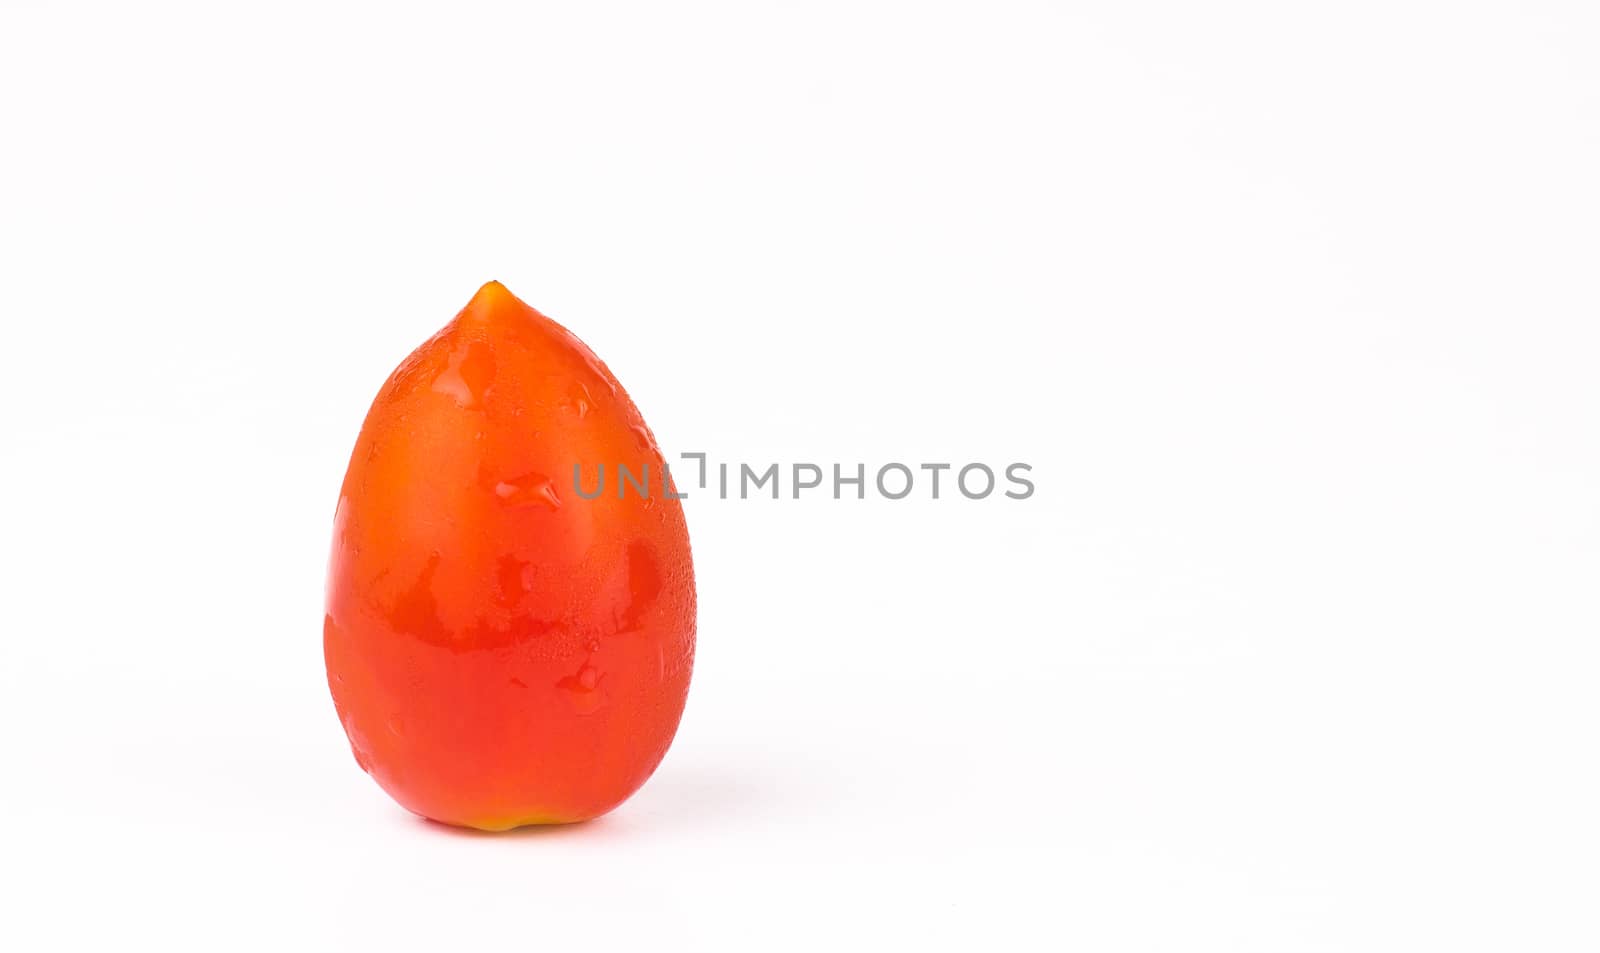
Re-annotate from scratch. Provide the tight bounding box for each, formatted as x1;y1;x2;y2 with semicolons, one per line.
324;282;695;830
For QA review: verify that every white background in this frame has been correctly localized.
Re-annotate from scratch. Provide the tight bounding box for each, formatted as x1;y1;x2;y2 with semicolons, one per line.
3;2;1597;950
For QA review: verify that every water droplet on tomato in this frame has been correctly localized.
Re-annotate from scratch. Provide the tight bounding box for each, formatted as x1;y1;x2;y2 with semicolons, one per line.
629;423;658;455
557;662;607;715
432;339;495;408
563;382;594;419
491;472;561;510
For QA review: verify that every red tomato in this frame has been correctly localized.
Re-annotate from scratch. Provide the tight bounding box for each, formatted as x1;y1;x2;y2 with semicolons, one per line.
324;282;696;830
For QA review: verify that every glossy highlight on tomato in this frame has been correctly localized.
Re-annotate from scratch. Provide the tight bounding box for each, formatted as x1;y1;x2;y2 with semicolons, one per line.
324;282;696;830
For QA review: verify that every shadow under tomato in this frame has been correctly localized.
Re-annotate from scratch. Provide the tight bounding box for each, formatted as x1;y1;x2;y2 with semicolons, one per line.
412;813;618;840
407;759;784;840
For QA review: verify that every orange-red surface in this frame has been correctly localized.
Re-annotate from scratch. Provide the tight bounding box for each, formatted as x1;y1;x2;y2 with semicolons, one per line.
325;282;696;830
